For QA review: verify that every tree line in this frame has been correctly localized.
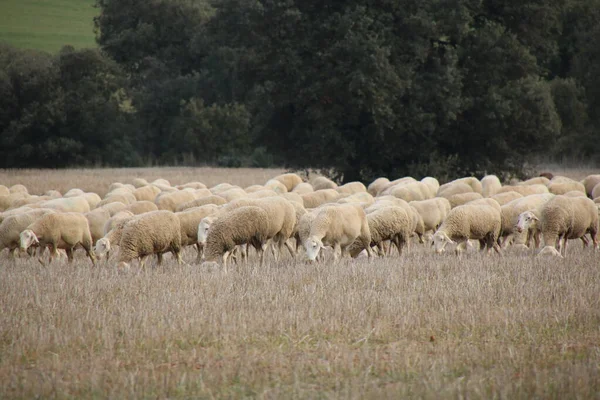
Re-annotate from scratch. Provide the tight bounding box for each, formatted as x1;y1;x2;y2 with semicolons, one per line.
1;0;599;182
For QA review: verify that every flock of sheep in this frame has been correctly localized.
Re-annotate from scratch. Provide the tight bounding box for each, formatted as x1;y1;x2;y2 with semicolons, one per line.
1;171;600;270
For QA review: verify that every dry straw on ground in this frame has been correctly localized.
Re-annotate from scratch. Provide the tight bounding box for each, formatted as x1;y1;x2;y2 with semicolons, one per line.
0;167;599;399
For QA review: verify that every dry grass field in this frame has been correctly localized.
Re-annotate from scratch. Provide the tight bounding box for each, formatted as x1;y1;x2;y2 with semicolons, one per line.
1;167;599;399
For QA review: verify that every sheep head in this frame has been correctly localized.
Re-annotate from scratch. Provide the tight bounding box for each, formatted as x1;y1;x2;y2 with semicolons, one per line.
432;231;454;253
19;229;39;251
94;238;111;259
515;211;538;233
304;236;324;261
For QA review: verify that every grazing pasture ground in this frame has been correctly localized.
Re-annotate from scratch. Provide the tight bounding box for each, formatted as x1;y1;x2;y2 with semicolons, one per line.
0;167;599;398
0;0;97;53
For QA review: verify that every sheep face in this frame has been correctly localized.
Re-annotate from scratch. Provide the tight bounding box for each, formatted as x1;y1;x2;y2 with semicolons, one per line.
432;231;454;253
515;211;538;233
197;218;212;245
19;229;39;251
95;238;111;259
538;245;563;258
304;236;323;261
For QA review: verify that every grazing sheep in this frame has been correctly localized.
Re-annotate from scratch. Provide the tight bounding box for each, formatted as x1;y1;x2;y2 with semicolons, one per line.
133;185;161;202
367;177;390;196
548;181;586;196
245;185;266;193
152;179;171;187
203;206;272;269
304;203;372;261
432;204;502;254
280;192;304;206
8;195;53;209
99;201;128;216
132;178;149;188
126;201;159;215
301;189;340;208
209;183;235;195
44;190;62;198
40;196;91;213
465;198;502;213
273;173;303;191
98;193;136;207
0;209;56;257
64;188;85;197
0;206;35;224
499;194;554;248
582;174;600;197
491;191;524;206
0;193;28;211
421;177;440;198
409;198;451;234
20;212;96;265
348;206;412;257
176;182;207;190
219;187;247;202
265;179;288;194
117;210;182;269
175;205;220;262
481;175;502;197
247;189;279;199
9;184;28;194
292;182;314;195
336;181;367;195
439;177;483;195
591;182;600;200
311;176;338;190
85;208;112;245
448;192;483;208
377;177;417;196
0;185;9;196
437;182;474;199
518;177;550;186
496;184;549;196
386;182;430;202
337;192;374;205
176;195;227;211
103;211;135;237
81;192;102;209
155;190;196;212
95;214;135;261
563;190;586;198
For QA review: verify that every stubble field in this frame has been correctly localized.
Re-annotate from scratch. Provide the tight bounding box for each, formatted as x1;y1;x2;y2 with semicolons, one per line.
0;167;599;399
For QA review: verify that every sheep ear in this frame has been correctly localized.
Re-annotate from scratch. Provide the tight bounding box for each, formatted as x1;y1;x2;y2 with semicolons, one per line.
443;233;455;244
531;214;539;221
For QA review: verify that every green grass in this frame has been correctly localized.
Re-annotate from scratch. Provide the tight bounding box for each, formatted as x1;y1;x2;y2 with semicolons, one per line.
0;0;97;53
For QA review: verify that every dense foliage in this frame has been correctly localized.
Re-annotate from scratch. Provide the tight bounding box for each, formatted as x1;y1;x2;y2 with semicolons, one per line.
1;0;599;181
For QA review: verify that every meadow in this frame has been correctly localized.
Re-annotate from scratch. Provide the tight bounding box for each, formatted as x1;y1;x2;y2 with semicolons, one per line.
0;0;97;53
0;167;599;399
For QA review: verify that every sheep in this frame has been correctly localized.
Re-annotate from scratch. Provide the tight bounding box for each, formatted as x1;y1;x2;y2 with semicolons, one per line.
8;195;53;209
9;184;28;194
133;185;161;202
117;210;182;269
203;206;272;270
20;212;96;265
548;181;586;196
175;205;220;262
337;192;374;205
85;208;112;245
465;198;502;213
176;182;207;190
218;187;247;202
103;211;135;237
132;178;149;188
347;206;412;257
437;182;473;199
387;183;430;202
245;185;266;193
421;177;440;198
367;177;390;196
439;177;483;195
176;195;227;211
99;201;128;216
481;175;502;197
591;182;600;200
155;190;196;212
563;190;587;198
499;193;554;248
280;192;304;206
0;185;9;196
64;188;85;197
301;189;340;208
336;181;367;195
265;179;288;194
98;193;136;207
311;176;338;190
0;206;35;224
94;214;136;261
126;201;159;215
377;177;417;195
44;190;62;198
247;189;279;199
549;176;575;184
209;183;235;195
409;198;451;235
366;198;423;244
39;196;90;213
491;191;524;206
0;193;28;211
0;209;56;258
518;177;550;186
448;192;483;208
273;173;303;191
292;182;314;195
432;204;502;254
81;192;102;209
304;203;373;261
582;174;600;197
151;178;171;187
496;184;549;196
527;195;598;257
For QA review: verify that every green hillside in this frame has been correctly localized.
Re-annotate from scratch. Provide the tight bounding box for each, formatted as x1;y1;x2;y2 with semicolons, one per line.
0;0;97;53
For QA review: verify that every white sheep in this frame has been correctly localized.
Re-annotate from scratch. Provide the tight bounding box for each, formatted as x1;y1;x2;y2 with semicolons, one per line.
9;184;28;194
125;201;159;215
273;173;303;191
581;174;600;197
203;206;272;270
421;177;440;198
438;177;482;195
97;193;136;207
176;182;207;190
265;179;288;194
0;193;30;211
176;195;227;211
348;206;412;257
99;201;128;216
85;208;112;245
0;185;9;196
218;187;247;202
117;210;183;269
133;185;161;202
0;209;56;258
301;189;340;208
448;192;483;208
304;203;373;261
336;181;367;195
548;181;586;196
132;178;149;188
496;184;549;196
175;205;220;262
367;177;390;196
20;212;96;265
432;204;502;254
409;198;451;235
491;191;524;206
64;188;85;197
481;175;502;197
39;196;91;213
311;176;338;190
518;176;550;186
499;193;554;248
292;182;314;195
437;182;474;199
155;190;196;212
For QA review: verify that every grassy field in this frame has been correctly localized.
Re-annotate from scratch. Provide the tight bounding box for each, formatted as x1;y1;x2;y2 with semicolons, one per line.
0;0;97;53
0;167;599;398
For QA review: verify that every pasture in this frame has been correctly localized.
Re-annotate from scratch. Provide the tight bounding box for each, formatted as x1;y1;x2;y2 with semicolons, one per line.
0;167;599;399
0;0;97;53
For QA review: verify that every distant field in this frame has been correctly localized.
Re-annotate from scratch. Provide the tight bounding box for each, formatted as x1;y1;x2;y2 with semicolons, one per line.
0;0;97;53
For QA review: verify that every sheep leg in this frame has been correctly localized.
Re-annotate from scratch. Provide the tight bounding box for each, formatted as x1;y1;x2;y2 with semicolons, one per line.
283;240;296;258
332;243;342;261
195;243;203;263
156;253;163;266
222;250;231;273
580;235;590;248
392;236;404;257
82;243;96;266
65;248;75;263
376;243;385;257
